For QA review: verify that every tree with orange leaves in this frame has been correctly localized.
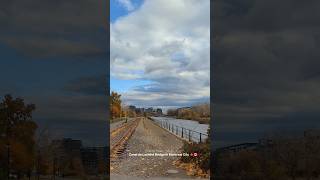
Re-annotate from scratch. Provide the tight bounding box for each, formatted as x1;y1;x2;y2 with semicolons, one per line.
110;91;122;119
0;94;37;179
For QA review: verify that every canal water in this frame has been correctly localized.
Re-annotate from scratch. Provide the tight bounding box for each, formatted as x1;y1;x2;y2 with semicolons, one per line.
151;116;210;143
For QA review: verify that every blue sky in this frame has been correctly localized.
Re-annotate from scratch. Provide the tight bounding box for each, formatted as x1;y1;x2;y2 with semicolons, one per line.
110;0;145;93
110;0;143;22
111;78;151;93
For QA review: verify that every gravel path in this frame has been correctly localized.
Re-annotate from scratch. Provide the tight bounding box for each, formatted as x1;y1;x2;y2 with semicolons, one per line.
111;118;195;179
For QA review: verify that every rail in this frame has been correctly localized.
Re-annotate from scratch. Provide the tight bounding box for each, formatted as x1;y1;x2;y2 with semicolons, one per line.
110;118;140;160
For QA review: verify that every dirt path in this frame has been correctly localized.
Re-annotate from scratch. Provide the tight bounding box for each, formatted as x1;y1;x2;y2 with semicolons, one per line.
111;117;195;179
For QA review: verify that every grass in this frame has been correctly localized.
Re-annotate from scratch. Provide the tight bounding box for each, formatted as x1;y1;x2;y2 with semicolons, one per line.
110;117;127;124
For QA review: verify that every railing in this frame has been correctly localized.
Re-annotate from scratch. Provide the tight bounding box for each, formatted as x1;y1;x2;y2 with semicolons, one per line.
151;117;208;143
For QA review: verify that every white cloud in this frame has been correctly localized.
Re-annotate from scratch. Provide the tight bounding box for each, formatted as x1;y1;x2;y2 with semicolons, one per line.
111;0;210;107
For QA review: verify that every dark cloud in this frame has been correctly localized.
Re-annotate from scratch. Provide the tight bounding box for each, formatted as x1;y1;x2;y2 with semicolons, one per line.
36;118;107;146
0;0;108;146
125;95;209;107
215;0;320;34
2;37;106;58
0;0;107;58
0;0;105;33
63;75;107;95
28;94;107;122
213;0;320;148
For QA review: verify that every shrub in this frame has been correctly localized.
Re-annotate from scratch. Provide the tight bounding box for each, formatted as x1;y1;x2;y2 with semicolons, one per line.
181;142;210;171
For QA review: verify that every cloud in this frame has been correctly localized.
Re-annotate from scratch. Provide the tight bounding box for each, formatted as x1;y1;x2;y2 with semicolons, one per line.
111;0;210;107
3;37;106;58
29;94;107;123
213;0;320;147
117;0;135;11
0;0;106;58
28;94;108;146
0;0;108;145
63;75;107;95
0;0;105;33
36;118;107;146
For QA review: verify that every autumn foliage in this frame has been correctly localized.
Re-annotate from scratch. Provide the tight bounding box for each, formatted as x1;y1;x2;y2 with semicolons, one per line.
0;94;37;178
110;91;122;119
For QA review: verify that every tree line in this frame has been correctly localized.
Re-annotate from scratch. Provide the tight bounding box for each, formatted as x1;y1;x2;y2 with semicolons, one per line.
0;95;108;179
110;91;137;121
167;103;210;124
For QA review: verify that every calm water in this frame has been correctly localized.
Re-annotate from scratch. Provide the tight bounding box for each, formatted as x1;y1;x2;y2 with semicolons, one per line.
151;116;210;142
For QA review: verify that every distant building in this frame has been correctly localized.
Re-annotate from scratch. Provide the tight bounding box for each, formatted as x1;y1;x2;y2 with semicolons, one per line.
177;107;191;111
51;138;82;159
146;107;153;113
156;108;163;115
51;138;83;176
135;108;145;114
129;105;136;111
51;138;107;175
81;148;98;174
81;146;108;175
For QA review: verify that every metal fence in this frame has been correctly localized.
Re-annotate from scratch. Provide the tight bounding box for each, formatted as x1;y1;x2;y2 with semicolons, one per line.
151;118;208;143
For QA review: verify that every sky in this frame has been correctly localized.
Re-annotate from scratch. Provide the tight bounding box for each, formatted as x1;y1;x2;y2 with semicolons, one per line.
110;0;210;108
0;0;108;146
2;0;319;151
213;0;320;148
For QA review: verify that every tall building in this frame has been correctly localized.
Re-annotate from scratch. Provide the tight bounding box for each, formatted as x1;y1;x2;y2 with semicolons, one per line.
81;146;108;175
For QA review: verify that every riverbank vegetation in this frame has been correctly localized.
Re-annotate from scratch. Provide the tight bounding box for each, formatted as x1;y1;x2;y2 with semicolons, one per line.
167;103;210;124
213;131;320;180
167;103;211;177
176;125;210;178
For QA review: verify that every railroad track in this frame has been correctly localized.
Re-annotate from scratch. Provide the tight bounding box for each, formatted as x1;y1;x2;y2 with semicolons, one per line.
110;117;140;162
